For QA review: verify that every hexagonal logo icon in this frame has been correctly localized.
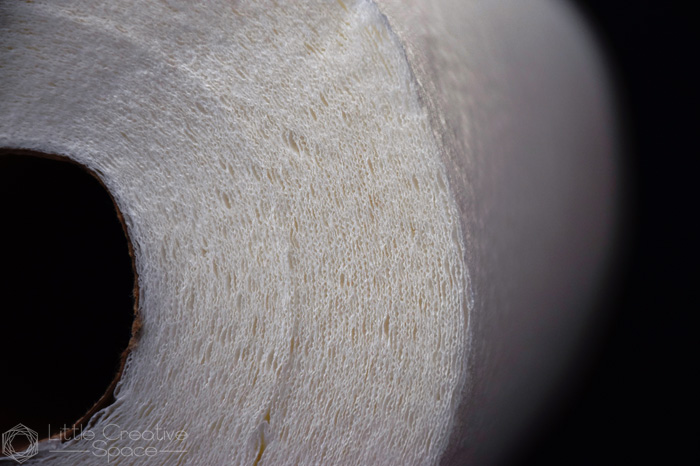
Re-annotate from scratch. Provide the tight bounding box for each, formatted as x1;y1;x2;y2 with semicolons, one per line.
1;424;38;464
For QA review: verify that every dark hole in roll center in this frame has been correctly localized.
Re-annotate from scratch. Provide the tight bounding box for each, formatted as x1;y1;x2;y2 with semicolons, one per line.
0;150;136;450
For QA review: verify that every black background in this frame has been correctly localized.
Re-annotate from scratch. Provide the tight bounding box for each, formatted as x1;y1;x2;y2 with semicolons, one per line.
509;1;696;464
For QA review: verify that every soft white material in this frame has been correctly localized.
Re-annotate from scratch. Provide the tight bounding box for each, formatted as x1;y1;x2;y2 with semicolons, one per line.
1;1;470;464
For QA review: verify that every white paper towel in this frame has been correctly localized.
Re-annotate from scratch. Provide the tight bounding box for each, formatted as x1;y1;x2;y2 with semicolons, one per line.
0;1;617;465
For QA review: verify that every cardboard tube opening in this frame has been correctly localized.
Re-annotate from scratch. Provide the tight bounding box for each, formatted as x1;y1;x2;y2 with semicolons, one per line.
0;150;139;447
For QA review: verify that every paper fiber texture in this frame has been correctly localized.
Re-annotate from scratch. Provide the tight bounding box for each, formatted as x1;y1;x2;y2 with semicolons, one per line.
1;1;469;464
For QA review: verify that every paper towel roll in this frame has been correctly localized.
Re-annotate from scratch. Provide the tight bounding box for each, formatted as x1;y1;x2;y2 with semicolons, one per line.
0;1;617;465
